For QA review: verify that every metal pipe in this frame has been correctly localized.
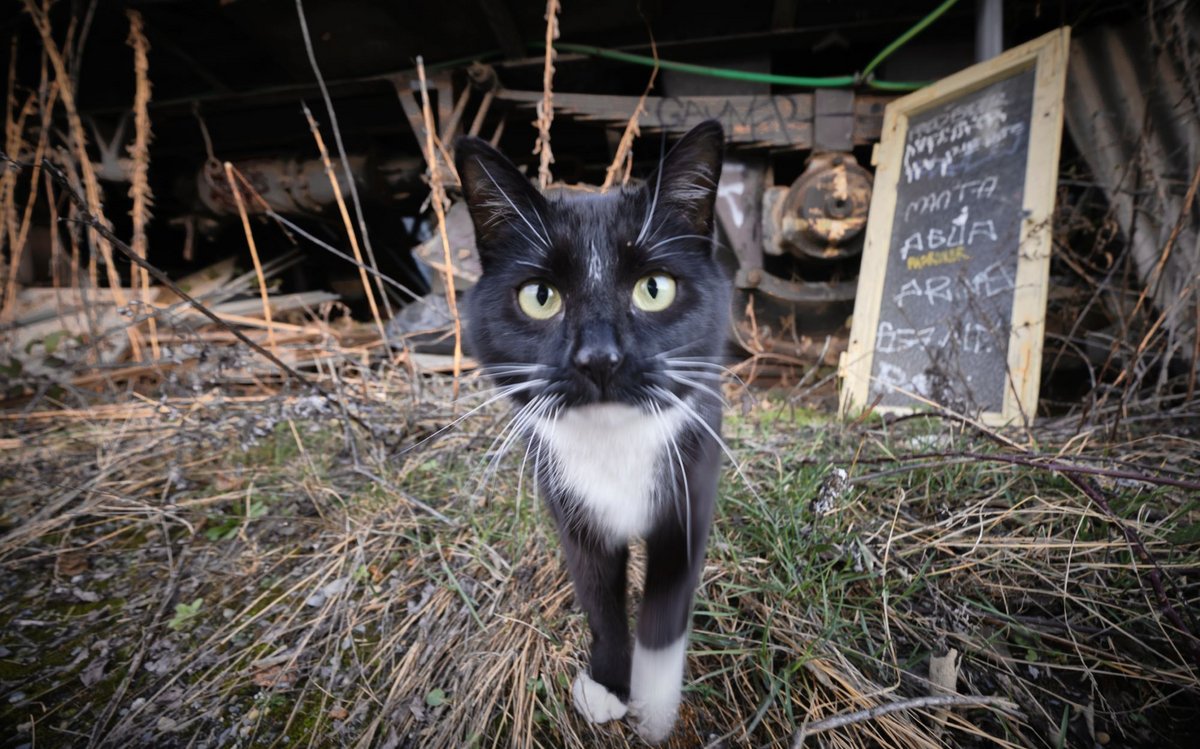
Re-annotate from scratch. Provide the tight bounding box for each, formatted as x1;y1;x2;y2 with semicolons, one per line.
975;0;1003;62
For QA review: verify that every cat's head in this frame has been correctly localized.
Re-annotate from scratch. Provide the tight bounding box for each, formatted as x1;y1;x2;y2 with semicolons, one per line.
454;120;730;412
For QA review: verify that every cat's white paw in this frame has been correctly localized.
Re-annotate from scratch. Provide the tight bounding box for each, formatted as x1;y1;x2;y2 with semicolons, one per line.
629;637;687;744
572;672;628;724
630;699;679;744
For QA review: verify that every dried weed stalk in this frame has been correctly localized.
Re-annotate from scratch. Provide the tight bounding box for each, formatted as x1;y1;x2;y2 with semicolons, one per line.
534;0;560;190
125;9;159;359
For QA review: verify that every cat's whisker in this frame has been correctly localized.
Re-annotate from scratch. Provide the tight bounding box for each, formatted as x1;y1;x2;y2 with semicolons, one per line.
650;385;762;507
515;415;539;518
480;364;549;378
513;259;550;273
661;372;727;405
475;395;541;497
644;398;679;531
635;136;669;246
662;358;731;370
661;367;725;381
650;398;692;562
645;234;713;254
451;376;543;405
515;394;560;501
400;379;546;455
653;337;716;359
474;158;552;250
663;357;747;389
477;392;559;498
530;203;552;250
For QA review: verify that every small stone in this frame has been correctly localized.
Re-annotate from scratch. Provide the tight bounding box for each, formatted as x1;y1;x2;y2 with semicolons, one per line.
72;588;100;603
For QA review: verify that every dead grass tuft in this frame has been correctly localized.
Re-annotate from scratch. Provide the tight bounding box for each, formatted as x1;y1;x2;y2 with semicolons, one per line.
1;366;1197;748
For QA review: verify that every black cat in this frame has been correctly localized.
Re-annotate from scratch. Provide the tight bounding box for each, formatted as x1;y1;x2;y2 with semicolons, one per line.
455;120;730;743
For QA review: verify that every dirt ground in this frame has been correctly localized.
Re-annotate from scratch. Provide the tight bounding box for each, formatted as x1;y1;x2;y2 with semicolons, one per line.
2;369;1199;749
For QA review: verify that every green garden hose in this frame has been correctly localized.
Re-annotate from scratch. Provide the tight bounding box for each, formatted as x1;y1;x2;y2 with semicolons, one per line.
541;0;964;92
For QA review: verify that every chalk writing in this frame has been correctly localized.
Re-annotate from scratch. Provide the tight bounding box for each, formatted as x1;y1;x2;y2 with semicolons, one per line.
898;207;997;260
890;261;1016;309
907;246;970;270
904;123;1024;183
901;176;999;221
968;260;1016;298
869;67;1036;414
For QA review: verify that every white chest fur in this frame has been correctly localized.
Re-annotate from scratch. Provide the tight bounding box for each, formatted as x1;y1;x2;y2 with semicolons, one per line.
534;402;688;542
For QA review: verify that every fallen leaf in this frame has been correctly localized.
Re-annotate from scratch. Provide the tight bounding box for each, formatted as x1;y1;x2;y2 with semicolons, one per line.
56;551;89;577
251;664;296;688
424;688;446;707
80;657;108;686
213;471;245;492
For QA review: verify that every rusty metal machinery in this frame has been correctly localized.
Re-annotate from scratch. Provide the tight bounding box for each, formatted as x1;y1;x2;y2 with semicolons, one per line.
715;152;872;358
765;152;873;261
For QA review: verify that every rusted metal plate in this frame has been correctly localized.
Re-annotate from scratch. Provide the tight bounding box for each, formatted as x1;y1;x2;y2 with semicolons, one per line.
498;89;891;149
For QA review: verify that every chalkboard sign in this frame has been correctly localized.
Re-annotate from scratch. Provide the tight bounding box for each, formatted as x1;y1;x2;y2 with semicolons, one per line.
840;29;1070;425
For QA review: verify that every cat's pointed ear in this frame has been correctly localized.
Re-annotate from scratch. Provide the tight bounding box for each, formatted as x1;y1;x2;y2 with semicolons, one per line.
645;119;725;234
454;136;551;252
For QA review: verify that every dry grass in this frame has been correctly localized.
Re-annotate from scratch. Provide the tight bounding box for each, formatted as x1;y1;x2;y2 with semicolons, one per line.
1;357;1197;749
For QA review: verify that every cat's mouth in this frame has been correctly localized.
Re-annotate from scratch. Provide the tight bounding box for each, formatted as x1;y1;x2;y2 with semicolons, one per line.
551;367;692;411
563;373;633;407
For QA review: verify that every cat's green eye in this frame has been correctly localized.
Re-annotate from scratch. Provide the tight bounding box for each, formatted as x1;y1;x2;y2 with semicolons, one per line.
517;281;563;319
632;273;676;312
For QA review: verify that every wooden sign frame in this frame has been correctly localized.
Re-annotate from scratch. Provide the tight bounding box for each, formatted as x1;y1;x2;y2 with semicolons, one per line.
838;28;1070;426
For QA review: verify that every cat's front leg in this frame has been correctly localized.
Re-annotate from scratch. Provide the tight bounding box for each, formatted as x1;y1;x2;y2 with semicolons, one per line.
630;449;718;744
555;524;632;724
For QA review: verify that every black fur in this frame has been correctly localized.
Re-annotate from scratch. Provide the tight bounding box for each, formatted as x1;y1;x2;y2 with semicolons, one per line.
455;122;730;713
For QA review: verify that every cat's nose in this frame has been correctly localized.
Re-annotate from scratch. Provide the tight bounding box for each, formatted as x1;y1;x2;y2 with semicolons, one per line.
573;323;624;382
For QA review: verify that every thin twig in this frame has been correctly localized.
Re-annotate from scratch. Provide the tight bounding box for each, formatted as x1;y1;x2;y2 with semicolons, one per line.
416;57;463;396
791;694;1019;748
849;449;1200;491
293;0;392;320
21;0;142;358
351;466;455;525
301;103;388;343
1064;472;1200;672
30;156;373;433
223;161;278;353
601;23;658;191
